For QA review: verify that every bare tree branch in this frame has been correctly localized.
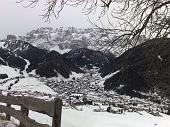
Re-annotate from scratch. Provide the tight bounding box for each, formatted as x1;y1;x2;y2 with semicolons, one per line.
17;0;170;54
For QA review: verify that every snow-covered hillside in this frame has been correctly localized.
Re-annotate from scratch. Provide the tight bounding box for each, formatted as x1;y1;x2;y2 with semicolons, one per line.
0;65;20;78
62;106;170;127
0;65;170;127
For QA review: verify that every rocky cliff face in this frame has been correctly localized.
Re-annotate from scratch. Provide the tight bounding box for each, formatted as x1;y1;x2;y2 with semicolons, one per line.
19;27;119;54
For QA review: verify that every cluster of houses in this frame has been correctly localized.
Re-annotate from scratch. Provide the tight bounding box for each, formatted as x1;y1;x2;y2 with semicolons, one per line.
0;67;169;116
39;67;170;116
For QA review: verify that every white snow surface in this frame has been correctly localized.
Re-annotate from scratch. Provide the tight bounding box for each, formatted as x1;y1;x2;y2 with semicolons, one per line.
103;70;120;80
0;65;56;95
10;77;55;94
61;106;170;127
9;106;170;127
97;70;120;87
0;65;20;78
0;41;5;48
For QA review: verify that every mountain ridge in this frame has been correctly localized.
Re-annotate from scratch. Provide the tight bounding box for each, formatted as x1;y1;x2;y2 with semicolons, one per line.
102;38;170;99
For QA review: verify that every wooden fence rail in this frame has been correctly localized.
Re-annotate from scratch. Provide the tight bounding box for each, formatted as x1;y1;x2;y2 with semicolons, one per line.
0;94;62;127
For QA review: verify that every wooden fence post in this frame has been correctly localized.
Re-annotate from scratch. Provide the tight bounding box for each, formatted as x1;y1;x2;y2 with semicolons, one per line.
0;94;62;127
20;105;29;127
52;99;62;127
6;93;11;120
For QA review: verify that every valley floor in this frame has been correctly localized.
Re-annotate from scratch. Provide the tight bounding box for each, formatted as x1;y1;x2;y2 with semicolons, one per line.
0;65;170;127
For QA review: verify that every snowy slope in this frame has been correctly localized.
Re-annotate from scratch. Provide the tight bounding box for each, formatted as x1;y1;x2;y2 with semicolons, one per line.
0;41;5;48
61;106;170;127
12;106;170;127
10;77;56;94
0;65;20;78
0;76;56;96
4;105;170;127
0;65;56;95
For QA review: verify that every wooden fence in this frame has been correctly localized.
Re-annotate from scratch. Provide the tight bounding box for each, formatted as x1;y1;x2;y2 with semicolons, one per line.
0;94;62;127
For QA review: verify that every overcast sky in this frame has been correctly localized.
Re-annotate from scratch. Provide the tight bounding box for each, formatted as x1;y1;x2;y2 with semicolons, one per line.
0;0;95;39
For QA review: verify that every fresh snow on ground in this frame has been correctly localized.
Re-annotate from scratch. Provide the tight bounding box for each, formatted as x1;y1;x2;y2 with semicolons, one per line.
6;105;170;127
97;70;120;87
10;77;56;95
0;41;5;48
0;65;20;78
1;104;170;127
9;106;170;127
61;106;170;127
23;59;30;72
0;66;56;95
103;70;120;80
